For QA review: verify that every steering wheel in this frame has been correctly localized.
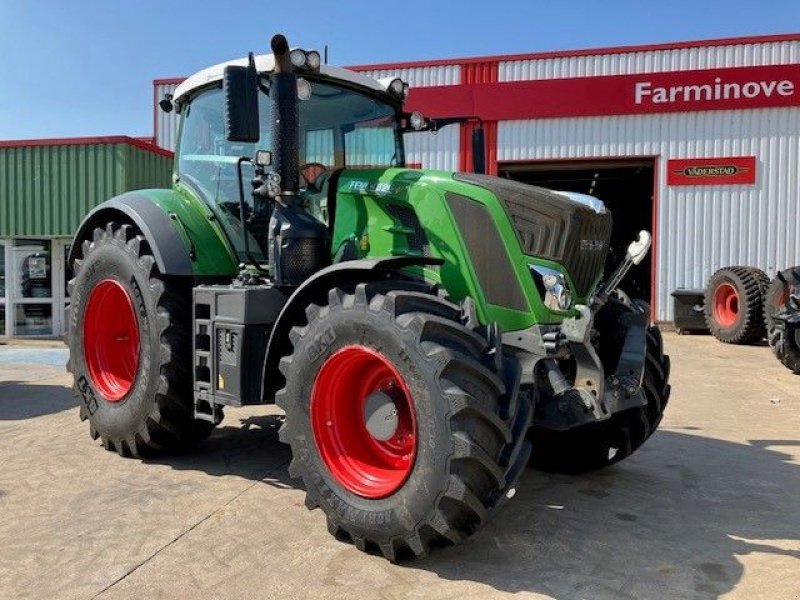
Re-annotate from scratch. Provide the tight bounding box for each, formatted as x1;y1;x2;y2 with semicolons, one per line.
300;162;330;188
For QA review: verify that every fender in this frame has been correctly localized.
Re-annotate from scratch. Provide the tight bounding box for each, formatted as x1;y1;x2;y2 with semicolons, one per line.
262;256;444;400
67;189;239;277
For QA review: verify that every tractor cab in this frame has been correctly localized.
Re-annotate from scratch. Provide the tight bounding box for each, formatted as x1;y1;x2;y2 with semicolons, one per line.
170;49;409;269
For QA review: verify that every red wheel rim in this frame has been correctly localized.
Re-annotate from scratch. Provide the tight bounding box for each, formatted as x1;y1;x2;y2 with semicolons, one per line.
712;282;740;328
83;279;140;402
311;346;416;499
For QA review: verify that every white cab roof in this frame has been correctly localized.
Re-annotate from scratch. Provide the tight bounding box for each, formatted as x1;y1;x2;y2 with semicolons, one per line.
173;53;389;104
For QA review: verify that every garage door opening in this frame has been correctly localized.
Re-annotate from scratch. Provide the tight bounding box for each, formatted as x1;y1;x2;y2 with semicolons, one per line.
499;159;656;303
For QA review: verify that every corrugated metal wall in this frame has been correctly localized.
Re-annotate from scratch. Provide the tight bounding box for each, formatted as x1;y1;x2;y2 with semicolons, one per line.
406;123;459;171
0;142;173;237
155;82;180;151
126;144;174;191
497;107;800;321
498;40;800;81
355;65;460;87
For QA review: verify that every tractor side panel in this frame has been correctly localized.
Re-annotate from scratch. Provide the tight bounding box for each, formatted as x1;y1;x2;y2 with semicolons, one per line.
332;169;563;330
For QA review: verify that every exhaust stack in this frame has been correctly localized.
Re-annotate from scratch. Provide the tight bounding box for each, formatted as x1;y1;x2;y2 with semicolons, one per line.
270;34;300;198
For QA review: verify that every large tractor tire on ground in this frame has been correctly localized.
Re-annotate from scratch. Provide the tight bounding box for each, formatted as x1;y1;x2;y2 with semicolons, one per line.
704;266;767;344
276;282;525;560
764;267;800;373
531;299;671;474
66;221;219;457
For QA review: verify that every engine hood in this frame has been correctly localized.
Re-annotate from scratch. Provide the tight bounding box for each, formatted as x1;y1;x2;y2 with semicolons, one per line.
453;173;614;296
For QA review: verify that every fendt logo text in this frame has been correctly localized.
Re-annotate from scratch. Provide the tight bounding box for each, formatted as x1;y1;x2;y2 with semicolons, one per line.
634;77;795;105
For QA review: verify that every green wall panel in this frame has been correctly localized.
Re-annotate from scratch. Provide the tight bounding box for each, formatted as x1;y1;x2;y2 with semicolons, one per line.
0;141;173;237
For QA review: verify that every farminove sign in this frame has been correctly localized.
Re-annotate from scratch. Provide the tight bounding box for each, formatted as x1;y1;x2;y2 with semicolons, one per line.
635;78;795;105
409;63;800;120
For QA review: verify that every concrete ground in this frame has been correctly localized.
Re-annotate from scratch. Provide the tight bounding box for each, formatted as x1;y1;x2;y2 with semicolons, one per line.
0;333;798;600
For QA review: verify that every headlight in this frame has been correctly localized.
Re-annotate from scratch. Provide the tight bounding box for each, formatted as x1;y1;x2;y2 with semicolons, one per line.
530;265;573;311
306;50;321;70
296;77;312;101
288;48;321;72
409;111;426;130
289;49;307;68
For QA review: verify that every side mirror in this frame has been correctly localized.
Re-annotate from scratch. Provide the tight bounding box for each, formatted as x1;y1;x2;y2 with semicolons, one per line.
223;53;260;143
472;127;486;174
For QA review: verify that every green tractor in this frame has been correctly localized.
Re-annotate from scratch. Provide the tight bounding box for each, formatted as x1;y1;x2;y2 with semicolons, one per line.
66;35;670;559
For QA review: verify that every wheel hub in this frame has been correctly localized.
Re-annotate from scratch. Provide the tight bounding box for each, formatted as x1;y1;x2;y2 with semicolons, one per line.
310;345;416;499
713;282;739;328
363;390;399;441
83;279;140;402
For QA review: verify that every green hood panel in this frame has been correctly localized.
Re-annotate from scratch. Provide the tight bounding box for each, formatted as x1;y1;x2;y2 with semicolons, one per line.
332;168;574;330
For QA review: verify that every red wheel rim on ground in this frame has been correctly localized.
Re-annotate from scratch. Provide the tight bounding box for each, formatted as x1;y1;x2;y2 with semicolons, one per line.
83;279;140;402
311;345;417;499
712;282;740;328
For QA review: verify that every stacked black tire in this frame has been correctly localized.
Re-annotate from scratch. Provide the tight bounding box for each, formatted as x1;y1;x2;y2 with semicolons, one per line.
764;267;800;373
704;266;769;344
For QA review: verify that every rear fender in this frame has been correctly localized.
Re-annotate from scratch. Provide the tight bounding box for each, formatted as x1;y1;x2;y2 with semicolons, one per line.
68;190;238;277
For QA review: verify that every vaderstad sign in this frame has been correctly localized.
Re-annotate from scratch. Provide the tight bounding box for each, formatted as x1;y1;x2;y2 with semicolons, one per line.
667;156;757;185
407;64;800;120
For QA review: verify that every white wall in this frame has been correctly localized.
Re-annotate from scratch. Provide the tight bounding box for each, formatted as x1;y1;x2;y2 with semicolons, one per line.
498;107;800;321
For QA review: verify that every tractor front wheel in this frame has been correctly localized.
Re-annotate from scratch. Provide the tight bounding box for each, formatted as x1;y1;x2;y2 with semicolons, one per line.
277;283;516;559
66;221;219;456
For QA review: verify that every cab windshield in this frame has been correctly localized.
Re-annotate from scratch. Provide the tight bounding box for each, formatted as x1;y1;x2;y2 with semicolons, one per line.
176;77;403;261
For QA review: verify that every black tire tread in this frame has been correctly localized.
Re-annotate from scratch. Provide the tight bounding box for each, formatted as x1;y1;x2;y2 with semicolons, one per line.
67;221;218;457
276;283;523;560
704;265;767;344
764;267;800;373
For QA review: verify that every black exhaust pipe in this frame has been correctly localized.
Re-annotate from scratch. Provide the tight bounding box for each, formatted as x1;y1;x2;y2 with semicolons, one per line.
270;34;300;198
268;34;330;286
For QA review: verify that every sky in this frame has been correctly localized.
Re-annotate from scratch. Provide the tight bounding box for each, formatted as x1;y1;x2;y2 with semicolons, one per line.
0;0;798;140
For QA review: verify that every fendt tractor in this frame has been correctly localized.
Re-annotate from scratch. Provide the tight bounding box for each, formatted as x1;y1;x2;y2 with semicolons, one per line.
66;35;670;559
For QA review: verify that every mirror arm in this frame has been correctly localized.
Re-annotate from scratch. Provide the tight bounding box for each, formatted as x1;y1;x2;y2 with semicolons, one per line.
236;157;270;275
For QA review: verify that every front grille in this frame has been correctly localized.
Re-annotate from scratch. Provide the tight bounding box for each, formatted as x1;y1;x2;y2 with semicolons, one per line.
453;173;613;296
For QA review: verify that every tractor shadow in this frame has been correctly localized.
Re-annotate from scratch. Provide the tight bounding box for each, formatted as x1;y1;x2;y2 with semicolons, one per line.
413;430;800;599
151;416;799;599
146;412;294;487
0;381;78;420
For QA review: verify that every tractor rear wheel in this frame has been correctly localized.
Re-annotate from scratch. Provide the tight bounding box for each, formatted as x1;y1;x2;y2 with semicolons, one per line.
66;221;219;456
704;266;767;344
531;299;671;473
764;267;800;373
276;283;520;559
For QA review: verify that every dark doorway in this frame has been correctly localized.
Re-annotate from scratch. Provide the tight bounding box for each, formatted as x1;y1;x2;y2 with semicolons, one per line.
498;159;655;302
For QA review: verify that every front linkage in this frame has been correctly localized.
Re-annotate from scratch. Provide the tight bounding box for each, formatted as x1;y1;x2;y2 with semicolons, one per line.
502;232;671;471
